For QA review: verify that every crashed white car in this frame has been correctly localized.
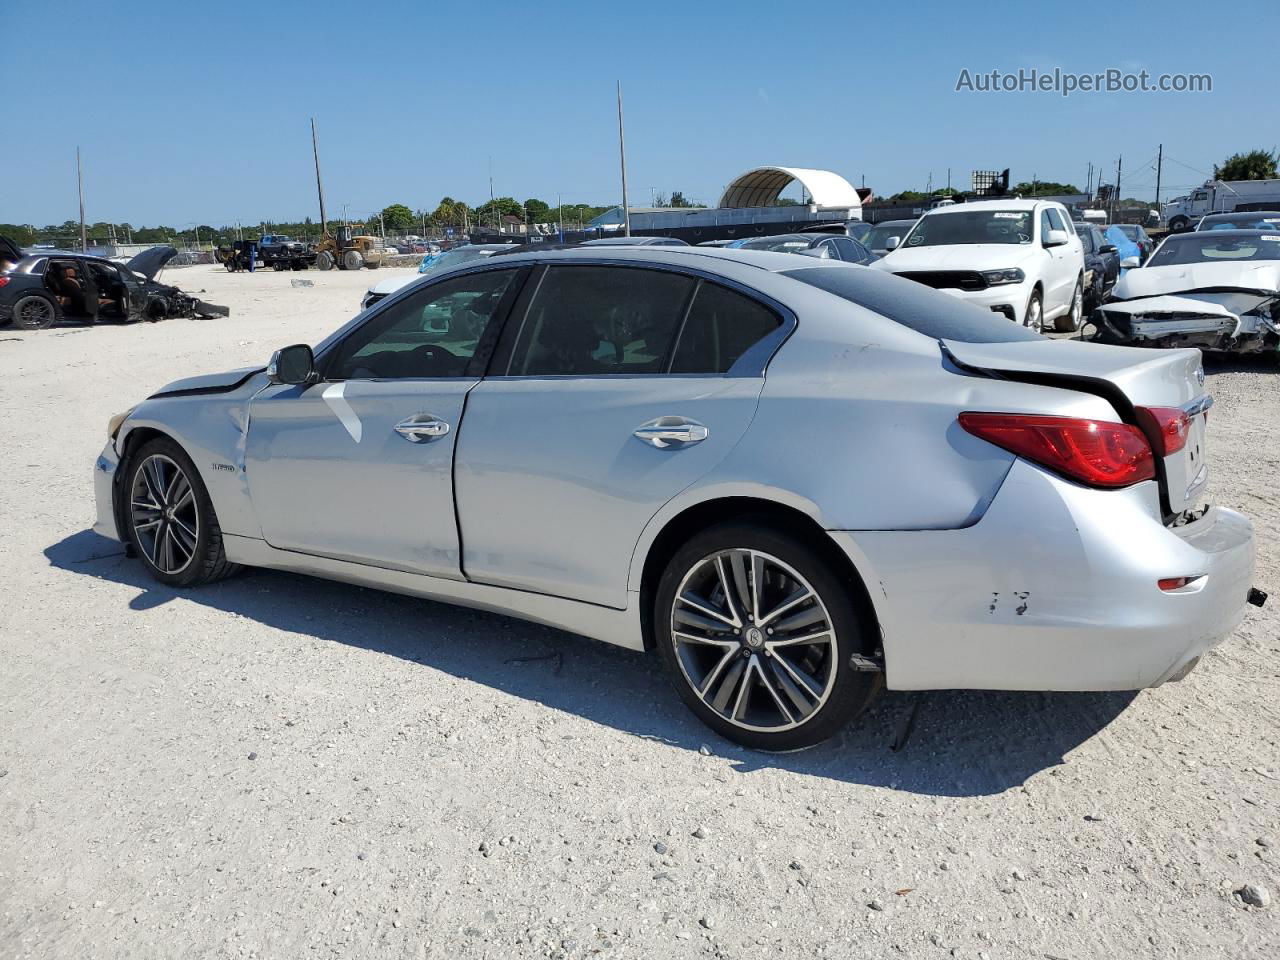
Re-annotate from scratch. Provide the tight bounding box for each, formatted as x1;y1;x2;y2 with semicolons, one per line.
1096;230;1280;354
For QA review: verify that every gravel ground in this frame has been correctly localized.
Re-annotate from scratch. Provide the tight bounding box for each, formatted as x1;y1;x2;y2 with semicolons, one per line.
1;264;1277;959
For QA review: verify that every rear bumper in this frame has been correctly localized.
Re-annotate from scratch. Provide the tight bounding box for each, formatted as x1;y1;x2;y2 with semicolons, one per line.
835;459;1256;691
93;441;122;541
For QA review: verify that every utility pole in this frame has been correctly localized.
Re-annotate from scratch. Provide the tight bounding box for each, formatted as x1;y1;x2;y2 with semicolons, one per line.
1115;155;1123;221
379;213;385;239
616;80;631;237
76;147;87;252
1154;144;1163;215
946;168;951;193
311;118;328;235
1086;162;1093;199
558;192;564;243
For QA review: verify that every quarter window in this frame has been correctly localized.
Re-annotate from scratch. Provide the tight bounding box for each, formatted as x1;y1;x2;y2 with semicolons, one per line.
509;266;695;376
329;269;518;379
670;282;782;374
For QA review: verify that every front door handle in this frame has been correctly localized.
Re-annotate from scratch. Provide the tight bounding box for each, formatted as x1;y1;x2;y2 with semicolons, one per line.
394;414;451;443
633;416;709;449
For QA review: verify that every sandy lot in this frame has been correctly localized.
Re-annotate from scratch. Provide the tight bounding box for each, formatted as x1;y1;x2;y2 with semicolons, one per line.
1;263;1277;959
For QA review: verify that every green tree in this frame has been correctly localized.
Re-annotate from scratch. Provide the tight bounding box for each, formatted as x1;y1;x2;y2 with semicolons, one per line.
429;197;469;227
474;196;524;225
379;203;415;230
668;191;702;208
1011;181;1080;196
523;198;552;223
1214;149;1279;181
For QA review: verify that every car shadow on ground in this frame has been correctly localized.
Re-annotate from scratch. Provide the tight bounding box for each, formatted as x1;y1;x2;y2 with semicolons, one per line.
47;529;1137;798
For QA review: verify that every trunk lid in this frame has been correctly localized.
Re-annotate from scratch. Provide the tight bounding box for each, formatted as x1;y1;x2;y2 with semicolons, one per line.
0;234;24;267
942;338;1210;517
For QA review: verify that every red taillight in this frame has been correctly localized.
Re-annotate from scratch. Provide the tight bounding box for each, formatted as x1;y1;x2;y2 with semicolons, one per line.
1158;577;1196;591
0;277;10;288
1136;406;1191;455
959;412;1155;488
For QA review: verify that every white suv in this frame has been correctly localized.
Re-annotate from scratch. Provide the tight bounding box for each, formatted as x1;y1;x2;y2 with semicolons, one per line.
871;199;1085;332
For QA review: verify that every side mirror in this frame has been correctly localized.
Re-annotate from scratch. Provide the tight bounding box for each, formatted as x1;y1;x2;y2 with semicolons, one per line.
1099;244;1118;254
885;236;901;250
1043;229;1070;247
1120;256;1140;269
267;343;316;385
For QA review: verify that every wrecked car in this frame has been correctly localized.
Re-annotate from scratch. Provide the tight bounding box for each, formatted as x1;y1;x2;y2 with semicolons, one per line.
0;236;230;330
1093;230;1280;354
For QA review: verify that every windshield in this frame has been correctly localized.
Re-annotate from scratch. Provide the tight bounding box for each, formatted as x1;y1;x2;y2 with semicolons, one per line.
864;222;915;250
1147;233;1280;266
737;235;814;253
421;247;493;274
1200;214;1280;231
902;210;1033;247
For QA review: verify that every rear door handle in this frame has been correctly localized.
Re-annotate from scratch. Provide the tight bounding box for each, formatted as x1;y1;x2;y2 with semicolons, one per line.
633;417;709;448
394;414;451;443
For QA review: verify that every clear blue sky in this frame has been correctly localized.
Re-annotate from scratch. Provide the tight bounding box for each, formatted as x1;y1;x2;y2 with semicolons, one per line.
4;0;1273;228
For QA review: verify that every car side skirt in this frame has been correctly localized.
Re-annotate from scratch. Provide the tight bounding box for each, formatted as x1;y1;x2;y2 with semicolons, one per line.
223;534;645;652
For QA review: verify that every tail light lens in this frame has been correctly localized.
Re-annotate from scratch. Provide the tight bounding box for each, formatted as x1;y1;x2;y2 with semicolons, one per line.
959;412;1155;488
1135;406;1192;455
0;277;10;288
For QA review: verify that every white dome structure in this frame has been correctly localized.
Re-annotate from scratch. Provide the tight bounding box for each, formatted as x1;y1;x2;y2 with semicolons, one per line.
718;166;863;211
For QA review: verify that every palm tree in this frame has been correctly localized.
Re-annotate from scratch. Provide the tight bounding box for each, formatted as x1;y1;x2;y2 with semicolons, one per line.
1214;150;1279;181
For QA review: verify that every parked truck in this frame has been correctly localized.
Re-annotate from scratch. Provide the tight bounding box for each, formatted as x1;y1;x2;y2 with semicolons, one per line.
258;234;315;271
1162;179;1280;232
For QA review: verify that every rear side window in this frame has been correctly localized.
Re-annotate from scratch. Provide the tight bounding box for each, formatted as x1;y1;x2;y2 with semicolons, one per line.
510;266;695;375
670;282;782;374
781;266;1043;343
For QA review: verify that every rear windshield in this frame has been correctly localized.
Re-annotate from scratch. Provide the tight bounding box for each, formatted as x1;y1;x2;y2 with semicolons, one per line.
781;266;1044;343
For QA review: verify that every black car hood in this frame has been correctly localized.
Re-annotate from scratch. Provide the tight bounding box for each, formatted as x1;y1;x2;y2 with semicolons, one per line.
126;245;178;281
0;234;23;265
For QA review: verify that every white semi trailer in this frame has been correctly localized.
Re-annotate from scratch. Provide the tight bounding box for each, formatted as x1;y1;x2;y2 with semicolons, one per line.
1163;179;1280;231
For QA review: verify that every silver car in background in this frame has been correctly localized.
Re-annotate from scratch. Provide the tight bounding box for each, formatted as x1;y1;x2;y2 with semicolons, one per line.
93;247;1260;750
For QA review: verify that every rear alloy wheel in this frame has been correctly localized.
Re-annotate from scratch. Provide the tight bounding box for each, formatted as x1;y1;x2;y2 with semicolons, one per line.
12;294;58;330
1054;277;1084;332
1023;289;1044;332
126;438;239;587
655;522;880;751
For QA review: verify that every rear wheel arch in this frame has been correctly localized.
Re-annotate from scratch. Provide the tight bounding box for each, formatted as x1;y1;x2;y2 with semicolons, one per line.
637;497;880;654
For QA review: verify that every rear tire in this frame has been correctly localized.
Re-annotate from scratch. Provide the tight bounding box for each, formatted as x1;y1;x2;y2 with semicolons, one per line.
343;249;364;271
13;293;60;330
654;521;880;751
124;437;240;587
315;251;334;271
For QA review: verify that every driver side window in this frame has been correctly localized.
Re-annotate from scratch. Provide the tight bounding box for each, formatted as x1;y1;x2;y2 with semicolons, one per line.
328;269;519;380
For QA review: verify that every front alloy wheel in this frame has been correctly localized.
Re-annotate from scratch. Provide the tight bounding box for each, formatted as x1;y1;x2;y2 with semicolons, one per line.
656;523;880;751
130;454;200;576
124;437;239;586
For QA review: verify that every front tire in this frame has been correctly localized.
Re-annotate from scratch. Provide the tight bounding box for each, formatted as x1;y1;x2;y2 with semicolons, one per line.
654;521;880;751
125;437;239;587
343;249;364;271
315;251;334;271
1023;288;1044;332
1054;277;1084;332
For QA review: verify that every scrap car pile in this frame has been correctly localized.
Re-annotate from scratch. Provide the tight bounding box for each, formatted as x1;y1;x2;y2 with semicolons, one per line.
0;236;229;330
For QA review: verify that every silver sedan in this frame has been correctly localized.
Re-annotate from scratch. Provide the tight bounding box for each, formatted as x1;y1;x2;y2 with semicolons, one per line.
93;247;1261;750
